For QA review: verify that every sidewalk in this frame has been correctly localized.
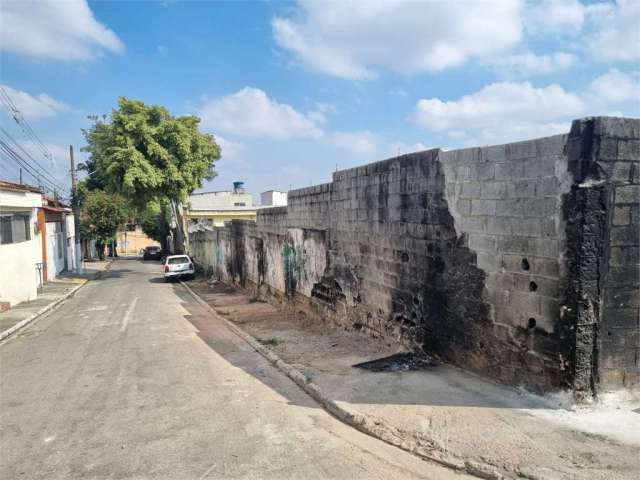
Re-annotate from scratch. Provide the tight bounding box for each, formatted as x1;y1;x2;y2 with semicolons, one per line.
0;260;111;340
186;279;640;480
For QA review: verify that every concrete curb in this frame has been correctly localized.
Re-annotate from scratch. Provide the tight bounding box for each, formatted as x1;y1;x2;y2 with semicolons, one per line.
181;280;513;480
0;280;87;342
0;261;113;342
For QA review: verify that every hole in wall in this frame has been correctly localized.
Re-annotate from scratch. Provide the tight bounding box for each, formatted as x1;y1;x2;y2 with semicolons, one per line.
529;281;538;292
608;331;612;336
521;258;530;271
527;318;536;333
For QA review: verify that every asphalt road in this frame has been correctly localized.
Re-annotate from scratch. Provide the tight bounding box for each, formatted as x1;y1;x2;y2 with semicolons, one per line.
0;258;464;480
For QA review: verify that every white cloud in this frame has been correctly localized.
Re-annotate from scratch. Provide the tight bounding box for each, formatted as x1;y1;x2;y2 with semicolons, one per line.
327;130;378;156
490;52;577;76
586;0;640;63
587;69;640;105
0;85;70;121
214;135;246;167
412;81;584;132
526;0;586;35
272;0;523;80
412;69;640;145
0;0;125;61
199;87;322;139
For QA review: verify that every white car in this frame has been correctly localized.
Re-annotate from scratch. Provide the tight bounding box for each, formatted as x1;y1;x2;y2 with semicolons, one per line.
163;255;195;282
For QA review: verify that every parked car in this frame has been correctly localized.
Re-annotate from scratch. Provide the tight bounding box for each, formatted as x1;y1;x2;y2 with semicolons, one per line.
143;246;162;260
163;255;195;281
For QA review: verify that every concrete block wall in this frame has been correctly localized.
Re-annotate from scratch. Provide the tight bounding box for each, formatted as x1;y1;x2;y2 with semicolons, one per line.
189;116;639;396
595;119;640;389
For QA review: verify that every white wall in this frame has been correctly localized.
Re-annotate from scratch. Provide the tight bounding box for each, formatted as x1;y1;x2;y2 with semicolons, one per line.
261;190;288;206
0;208;43;307
46;222;65;280
65;214;76;272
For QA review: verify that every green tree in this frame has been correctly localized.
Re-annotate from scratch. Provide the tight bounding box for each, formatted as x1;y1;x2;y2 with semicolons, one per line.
139;201;171;251
80;190;128;260
82;97;220;252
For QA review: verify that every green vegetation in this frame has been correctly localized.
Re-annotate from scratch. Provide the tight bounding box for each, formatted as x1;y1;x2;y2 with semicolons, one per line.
79;97;220;253
79;190;128;260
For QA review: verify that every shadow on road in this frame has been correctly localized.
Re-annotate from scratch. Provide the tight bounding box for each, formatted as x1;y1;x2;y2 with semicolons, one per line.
172;285;320;410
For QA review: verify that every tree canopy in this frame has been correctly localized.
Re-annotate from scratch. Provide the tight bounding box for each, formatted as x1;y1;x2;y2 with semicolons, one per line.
81;97;220;206
80;190;129;244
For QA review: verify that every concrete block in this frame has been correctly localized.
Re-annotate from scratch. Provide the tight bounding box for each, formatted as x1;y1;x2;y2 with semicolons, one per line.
610;226;639;246
471;199;497;216
481;181;508;199
460;181;481;198
523;198;557;217
598;137;619;160
524;157;556;179
456;199;472;216
469;234;496;252
541;218;556;237
509;291;540;314
506;140;538;160
617;140;640;161
616;185;640;204
461;216;486;233
495;162;525;180
471;163;495;181
609;246;640;267
495;199;524;217
613;206;631;226
538;177;560;196
478;144;506;162
486;217;511;235
594;117;640;139
534;238;559;257
511;218;542;237
477;251;503;272
536;134;567;156
507;180;537;198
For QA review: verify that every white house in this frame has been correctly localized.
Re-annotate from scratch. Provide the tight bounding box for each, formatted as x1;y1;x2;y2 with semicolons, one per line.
0;181;45;308
260;190;287;207
41;196;76;281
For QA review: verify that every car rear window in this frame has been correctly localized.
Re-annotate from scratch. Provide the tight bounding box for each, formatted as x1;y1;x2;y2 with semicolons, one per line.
168;256;190;264
148;247;160;252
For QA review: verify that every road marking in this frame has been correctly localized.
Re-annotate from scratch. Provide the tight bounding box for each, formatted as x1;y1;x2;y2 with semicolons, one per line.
120;297;139;332
197;463;217;480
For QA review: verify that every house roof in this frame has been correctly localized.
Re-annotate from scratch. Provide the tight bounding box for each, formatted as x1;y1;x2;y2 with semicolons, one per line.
0;180;42;194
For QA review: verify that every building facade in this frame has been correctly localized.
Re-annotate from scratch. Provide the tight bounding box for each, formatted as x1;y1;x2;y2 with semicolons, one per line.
0;181;45;308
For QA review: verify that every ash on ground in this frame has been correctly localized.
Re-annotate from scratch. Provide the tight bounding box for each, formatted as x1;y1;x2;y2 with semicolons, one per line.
353;353;438;372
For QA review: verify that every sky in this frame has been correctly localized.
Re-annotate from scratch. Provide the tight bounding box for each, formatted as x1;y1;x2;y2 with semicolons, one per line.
1;0;639;202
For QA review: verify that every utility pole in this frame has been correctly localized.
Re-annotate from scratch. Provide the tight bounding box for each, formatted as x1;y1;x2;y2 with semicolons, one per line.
70;145;83;273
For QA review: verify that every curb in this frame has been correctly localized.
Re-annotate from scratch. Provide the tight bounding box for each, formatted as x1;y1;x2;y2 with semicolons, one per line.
0;261;113;342
180;280;512;480
0;280;87;342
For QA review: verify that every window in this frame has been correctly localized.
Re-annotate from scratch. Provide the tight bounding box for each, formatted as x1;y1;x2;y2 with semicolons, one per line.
234;202;246;206
0;214;31;244
168;256;190;264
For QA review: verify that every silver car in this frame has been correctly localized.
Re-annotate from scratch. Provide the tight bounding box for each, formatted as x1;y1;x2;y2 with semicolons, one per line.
163;255;195;282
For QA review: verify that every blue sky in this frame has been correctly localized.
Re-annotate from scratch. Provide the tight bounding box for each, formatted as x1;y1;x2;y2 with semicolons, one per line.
1;0;639;201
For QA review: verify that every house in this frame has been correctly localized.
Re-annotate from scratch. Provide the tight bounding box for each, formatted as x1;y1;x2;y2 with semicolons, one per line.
261;190;287;207
0;181;45;308
41;196;76;280
185;181;258;228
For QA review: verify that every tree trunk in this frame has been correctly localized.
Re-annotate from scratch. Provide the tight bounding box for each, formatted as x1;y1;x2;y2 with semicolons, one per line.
97;240;105;260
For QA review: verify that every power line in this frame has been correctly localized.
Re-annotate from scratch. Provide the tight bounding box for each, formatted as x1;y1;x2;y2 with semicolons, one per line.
0;127;67;193
0;138;67;198
0;86;56;167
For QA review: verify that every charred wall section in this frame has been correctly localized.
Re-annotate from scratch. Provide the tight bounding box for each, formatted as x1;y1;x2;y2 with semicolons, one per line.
189;116;639;395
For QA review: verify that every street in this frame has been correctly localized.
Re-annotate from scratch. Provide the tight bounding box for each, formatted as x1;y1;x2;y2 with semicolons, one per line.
0;258;461;480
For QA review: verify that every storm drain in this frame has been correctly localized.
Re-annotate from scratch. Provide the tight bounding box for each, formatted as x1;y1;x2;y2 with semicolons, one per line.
353;353;438;372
